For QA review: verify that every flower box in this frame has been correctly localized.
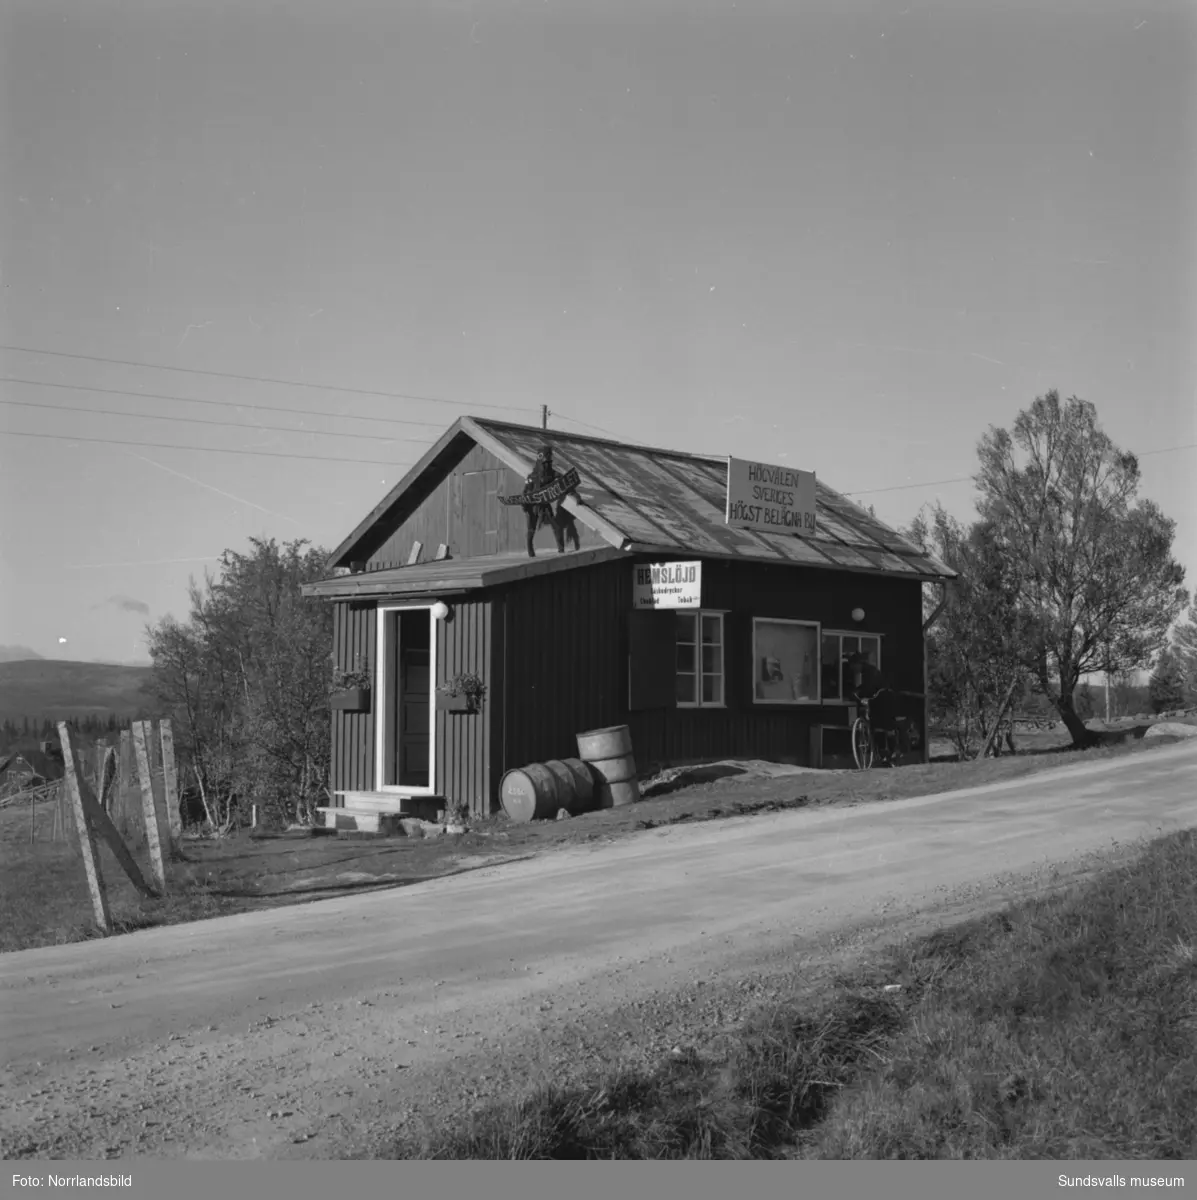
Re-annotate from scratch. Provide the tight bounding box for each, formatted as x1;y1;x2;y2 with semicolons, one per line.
330;688;371;712
436;692;476;713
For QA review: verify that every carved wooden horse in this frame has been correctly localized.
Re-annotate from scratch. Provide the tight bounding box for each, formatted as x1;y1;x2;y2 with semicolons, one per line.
521;447;581;558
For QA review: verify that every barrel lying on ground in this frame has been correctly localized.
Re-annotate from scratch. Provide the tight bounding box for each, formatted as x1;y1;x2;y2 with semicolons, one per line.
499;757;595;824
576;724;641;808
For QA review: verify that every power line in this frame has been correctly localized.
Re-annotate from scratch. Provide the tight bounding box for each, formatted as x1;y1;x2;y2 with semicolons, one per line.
0;427;416;467
550;408;627;439
0;396;437;446
0;376;447;428
0;342;538;416
843;442;1197;499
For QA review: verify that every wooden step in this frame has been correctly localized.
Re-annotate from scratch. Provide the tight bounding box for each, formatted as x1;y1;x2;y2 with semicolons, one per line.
334;791;446;815
317;807;403;836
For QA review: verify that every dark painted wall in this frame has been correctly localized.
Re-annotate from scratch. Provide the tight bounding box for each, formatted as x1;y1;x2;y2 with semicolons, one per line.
331;600;376;793
435;595;492;816
491;556;926;792
330;556;925;812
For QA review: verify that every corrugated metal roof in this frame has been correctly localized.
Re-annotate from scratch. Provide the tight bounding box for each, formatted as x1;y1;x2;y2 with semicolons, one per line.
314;416;955;589
471;419;955;581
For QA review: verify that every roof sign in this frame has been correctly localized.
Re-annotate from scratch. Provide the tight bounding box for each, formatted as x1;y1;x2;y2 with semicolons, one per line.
725;456;817;535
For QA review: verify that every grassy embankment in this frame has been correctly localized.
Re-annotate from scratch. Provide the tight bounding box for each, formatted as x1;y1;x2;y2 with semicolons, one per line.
394;826;1197;1160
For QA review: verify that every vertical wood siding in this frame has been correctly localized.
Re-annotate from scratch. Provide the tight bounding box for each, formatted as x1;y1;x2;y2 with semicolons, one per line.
331;600;375;796
491;557;927;790
331;557;927;809
435;596;492;816
368;443;606;569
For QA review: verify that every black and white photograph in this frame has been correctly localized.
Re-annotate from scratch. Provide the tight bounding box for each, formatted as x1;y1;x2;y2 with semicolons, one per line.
1;0;1195;1181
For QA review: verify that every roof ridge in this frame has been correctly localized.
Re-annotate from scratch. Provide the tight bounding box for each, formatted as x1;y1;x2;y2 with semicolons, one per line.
467;416;728;466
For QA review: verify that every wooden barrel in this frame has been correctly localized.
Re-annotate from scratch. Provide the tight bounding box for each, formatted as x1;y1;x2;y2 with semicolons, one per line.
543;758;595;815
500;758;597;823
576;725;633;761
596;779;641;809
586;753;637;784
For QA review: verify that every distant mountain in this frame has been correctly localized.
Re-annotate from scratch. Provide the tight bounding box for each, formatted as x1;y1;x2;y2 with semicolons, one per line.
0;645;44;664
0;659;155;723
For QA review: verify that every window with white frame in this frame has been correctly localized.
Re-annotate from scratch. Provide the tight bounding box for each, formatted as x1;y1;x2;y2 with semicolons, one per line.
753;618;819;704
676;611;724;706
820;631;882;701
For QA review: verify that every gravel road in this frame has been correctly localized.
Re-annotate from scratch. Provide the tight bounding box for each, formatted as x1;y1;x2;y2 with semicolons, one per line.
2;738;1194;1160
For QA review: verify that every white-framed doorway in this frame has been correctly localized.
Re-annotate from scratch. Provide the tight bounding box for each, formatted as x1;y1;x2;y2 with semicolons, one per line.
375;604;438;795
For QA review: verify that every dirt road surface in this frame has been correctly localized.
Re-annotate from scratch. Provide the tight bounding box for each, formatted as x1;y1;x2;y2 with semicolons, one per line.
3;739;1195;1160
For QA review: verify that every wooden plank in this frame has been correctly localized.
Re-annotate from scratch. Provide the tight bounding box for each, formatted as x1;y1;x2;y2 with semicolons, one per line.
434;543;450;561
407;541;423;565
133;720;168;893
118;729;134;832
79;765;158;898
58;724;112;933
98;746;116;809
160;720;182;841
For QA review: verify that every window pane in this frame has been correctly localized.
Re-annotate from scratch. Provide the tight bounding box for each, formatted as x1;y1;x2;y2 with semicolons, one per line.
842;636;859;657
754;620;819;702
862;636;880;668
702;644;721;674
702;673;723;704
676;673;697;704
821;634;841;701
701;615;721;645
677;642;696;673
676;612;697;645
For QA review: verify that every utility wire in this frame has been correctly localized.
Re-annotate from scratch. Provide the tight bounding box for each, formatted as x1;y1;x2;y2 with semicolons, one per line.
0;396;436;446
550;408;626;439
0;342;538;416
0;427;416;467
844;442;1197;498
0;376;447;428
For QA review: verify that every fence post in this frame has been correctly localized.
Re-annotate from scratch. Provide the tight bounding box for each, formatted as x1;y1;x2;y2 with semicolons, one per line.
58;723;111;934
118;729;134;836
132;721;168;893
160;720;182;841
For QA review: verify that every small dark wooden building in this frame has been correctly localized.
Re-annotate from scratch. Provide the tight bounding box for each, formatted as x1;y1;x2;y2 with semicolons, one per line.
302;417;955;817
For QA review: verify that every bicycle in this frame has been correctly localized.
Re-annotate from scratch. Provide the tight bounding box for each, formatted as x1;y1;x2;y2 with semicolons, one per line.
850;691;914;770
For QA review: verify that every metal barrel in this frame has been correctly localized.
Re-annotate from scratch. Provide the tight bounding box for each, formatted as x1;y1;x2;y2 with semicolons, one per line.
577;725;639;807
596;779;642;809
500;758;597;823
543;758;595;815
585;753;637;784
575;725;634;761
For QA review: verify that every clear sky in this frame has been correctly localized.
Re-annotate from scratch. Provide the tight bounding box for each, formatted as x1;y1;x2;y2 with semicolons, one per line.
2;0;1194;664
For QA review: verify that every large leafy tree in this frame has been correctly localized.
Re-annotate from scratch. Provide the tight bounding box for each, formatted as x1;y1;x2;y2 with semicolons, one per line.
1148;646;1187;714
906;504;1028;758
146;537;334;830
975;391;1188;746
1174;601;1197;705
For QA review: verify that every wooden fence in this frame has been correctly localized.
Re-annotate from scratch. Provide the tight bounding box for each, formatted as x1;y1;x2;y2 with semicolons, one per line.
1;721;183;935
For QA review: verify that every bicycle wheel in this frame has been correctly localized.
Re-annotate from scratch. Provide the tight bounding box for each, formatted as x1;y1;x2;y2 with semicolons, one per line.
852;718;874;770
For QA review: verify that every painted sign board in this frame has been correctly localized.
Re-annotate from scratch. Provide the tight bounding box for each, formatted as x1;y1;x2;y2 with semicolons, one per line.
633;561;702;609
725;457;817;535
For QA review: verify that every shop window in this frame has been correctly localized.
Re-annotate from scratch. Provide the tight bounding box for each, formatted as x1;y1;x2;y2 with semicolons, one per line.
676;612;724;707
753;618;819;704
820;632;882;701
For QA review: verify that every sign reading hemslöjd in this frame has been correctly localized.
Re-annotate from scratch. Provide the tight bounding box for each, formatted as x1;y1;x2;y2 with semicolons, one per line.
633;561;702;609
725;456;817;535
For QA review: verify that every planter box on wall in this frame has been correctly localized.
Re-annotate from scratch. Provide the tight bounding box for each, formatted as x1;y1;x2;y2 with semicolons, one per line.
436;693;478;713
330;688;371;712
